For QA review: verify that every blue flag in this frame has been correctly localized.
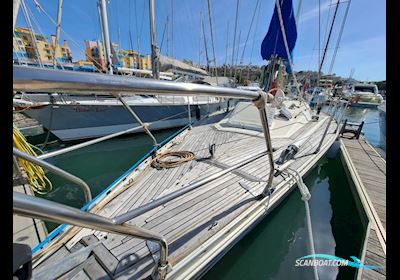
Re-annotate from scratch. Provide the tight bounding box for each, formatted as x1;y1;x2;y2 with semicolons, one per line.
261;0;297;63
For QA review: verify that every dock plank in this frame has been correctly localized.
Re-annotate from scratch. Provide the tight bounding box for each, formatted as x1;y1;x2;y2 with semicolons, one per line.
341;137;386;280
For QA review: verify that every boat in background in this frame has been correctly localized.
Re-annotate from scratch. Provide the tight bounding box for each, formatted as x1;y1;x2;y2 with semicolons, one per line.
15;89;231;141
237;82;262;92
342;83;383;107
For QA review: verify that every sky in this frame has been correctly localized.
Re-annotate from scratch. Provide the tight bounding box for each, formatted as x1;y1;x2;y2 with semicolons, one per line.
16;0;386;81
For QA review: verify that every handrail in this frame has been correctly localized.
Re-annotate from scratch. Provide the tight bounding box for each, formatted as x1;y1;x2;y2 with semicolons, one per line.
13;147;92;203
13;65;275;194
37;125;146;160
114;151;268;224
13;66;259;100
13;192;169;279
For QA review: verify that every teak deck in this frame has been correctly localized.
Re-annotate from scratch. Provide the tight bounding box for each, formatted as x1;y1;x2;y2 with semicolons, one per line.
341;136;386;280
32;112;338;280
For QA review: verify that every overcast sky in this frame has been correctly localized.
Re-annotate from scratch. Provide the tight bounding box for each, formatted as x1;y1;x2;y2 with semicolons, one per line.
16;0;386;81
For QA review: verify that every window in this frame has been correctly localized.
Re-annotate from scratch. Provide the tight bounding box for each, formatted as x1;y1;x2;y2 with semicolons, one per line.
45;44;49;48
61;48;65;51
22;36;28;40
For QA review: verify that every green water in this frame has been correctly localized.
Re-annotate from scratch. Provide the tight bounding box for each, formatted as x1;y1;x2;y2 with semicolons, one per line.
33;128;180;231
26;106;384;279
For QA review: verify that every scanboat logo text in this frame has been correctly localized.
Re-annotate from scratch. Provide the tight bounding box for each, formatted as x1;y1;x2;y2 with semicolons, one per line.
295;254;383;269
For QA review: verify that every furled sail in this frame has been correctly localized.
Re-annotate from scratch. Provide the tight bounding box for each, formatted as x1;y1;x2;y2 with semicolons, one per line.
261;0;297;61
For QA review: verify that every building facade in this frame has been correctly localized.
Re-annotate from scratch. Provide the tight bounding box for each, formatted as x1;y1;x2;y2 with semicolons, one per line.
13;27;72;66
84;40;107;72
85;39;151;71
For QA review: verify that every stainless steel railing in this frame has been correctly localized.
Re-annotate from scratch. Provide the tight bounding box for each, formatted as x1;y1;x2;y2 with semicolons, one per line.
13;192;169;279
13;148;92;203
13;65;276;278
114;151;268;224
13;65;275;192
13;66;260;99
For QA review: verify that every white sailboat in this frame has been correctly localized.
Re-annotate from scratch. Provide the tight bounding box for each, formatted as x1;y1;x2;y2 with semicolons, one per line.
13;65;341;280
13;0;343;279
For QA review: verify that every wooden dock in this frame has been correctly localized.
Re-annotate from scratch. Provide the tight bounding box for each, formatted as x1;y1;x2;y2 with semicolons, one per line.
340;136;386;280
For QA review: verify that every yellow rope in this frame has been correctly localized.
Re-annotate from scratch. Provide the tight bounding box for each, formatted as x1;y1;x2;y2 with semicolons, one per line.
13;125;53;194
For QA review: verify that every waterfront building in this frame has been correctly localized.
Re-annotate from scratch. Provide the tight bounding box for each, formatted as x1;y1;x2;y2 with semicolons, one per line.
13;27;72;65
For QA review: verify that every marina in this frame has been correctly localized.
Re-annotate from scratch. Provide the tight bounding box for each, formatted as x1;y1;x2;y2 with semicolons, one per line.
12;0;386;279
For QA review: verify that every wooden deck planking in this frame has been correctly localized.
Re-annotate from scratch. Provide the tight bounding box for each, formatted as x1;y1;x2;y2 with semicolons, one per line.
110;121;336;265
341;137;386;280
35;112;339;279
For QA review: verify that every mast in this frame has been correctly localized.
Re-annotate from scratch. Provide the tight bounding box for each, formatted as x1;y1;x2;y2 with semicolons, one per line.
207;0;218;81
198;13;202;67
224;21;229;77
149;0;160;79
201;14;210;74
52;0;63;68
98;0;113;74
230;0;240;77
13;0;20;31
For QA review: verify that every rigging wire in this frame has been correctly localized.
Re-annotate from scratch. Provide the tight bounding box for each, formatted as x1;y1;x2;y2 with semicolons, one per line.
128;0;134;51
318;0;321;84
328;0;352;74
239;0;261;66
322;0;333;54
29;1;65;70
318;0;340;75
160;16;168;54
234;30;241;79
170;0;174;60
32;0;103;72
20;0;43;67
248;0;262;80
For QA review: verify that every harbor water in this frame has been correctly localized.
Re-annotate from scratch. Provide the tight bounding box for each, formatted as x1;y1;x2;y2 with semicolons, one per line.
27;106;385;279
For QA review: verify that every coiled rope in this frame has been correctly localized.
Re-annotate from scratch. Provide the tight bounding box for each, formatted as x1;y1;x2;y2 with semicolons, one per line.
13;125;53;194
151;151;195;169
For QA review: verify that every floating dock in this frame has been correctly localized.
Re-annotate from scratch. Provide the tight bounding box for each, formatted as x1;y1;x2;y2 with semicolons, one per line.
340;136;386;280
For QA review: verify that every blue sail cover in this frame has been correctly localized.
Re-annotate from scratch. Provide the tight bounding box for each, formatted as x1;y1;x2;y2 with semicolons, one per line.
261;0;297;63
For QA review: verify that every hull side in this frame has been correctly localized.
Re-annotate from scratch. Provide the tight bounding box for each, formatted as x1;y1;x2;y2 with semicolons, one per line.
23;102;229;141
